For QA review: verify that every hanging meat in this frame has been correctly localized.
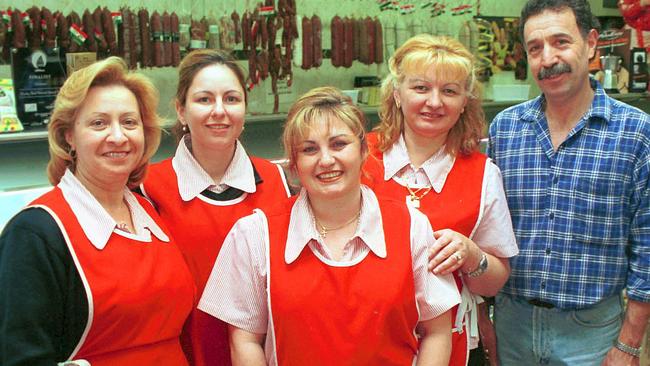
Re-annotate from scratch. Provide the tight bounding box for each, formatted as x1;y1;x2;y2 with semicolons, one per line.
162;12;172;66
56;11;70;50
151;11;164;67
92;7;108;54
330;16;343;67
139;9;152;67
311;15;322;68
82;10;98;52
301;16;312;70
42;7;57;49
102;7;119;56
171;12;181;66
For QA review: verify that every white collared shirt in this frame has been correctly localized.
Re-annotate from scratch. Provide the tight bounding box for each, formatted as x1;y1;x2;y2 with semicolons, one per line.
172;135;257;201
382;134;518;258
59;169;169;250
198;186;461;366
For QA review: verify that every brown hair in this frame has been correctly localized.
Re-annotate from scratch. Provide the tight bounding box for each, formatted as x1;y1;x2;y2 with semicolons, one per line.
172;49;247;142
47;56;161;189
375;34;485;156
283;86;367;175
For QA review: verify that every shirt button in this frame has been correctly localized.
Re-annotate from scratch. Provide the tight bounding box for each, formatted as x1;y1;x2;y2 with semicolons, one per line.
552;176;559;184
545;248;551;255
549;212;554;220
541;282;546;290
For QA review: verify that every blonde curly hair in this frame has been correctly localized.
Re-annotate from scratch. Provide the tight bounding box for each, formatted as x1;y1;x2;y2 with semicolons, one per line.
375;34;485;156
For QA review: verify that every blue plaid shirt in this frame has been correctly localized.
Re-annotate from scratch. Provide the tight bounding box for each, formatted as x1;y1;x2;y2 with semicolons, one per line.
488;80;650;310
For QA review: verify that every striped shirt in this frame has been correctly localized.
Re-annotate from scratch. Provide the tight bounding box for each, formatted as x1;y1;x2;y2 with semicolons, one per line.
488;79;650;309
198;186;460;365
172;135;257;200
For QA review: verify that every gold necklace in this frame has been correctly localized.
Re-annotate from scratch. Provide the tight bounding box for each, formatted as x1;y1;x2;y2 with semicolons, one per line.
405;184;432;208
315;211;361;239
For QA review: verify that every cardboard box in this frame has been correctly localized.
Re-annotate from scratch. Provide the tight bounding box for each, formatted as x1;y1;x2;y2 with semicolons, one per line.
66;52;97;76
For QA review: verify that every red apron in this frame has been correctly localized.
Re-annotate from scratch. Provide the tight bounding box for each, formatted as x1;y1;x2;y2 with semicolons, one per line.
143;156;289;366
363;132;486;366
267;197;419;366
30;188;194;365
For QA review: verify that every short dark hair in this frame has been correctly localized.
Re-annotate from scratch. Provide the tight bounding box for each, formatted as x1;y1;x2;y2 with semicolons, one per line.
519;0;600;41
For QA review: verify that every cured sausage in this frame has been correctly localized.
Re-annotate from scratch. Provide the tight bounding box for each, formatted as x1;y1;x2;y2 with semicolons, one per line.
242;12;251;51
162;11;172;66
365;17;375;65
358;18;368;64
231;11;241;45
92;7;107;53
343;17;353;67
330;16;342;67
82;10;98;52
138;9;152;67
56;11;70;50
102;8;118;55
310;15;322;67
12;9;27;49
301;16;312;70
374;18;383;64
150;11;163;67
27;6;42;50
42;7;57;49
206;14;220;49
171;12;181;66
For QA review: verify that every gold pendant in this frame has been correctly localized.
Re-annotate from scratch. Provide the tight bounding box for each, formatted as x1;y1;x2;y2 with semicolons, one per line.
406;195;420;208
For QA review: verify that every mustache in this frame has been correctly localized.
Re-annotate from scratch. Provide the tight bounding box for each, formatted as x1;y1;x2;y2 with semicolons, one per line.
538;63;572;80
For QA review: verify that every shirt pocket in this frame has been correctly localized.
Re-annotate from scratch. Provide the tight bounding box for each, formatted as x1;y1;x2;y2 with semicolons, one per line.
571;175;626;244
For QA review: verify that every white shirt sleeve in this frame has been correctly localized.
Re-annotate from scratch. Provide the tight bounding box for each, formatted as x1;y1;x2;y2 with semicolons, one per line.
198;210;269;334
471;159;519;258
409;206;461;321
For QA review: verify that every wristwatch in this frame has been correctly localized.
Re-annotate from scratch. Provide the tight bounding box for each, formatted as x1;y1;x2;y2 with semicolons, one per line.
614;340;641;358
465;252;488;277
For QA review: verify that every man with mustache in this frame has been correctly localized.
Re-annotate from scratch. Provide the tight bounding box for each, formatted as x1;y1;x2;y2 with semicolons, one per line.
488;0;650;365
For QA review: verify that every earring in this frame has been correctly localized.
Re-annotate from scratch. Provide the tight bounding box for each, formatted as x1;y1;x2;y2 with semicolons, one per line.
69;148;77;161
181;124;189;133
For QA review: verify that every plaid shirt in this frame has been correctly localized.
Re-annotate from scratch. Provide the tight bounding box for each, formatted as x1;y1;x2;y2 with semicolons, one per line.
488;80;650;310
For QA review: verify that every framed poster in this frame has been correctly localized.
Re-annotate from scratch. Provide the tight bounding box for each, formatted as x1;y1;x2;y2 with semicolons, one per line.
10;47;66;128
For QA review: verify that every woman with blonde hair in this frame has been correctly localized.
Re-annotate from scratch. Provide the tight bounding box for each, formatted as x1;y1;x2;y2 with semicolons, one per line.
362;34;519;365
198;86;461;366
0;57;194;365
140;49;290;366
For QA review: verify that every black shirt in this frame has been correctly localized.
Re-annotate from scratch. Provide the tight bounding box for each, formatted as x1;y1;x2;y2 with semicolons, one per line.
0;208;88;365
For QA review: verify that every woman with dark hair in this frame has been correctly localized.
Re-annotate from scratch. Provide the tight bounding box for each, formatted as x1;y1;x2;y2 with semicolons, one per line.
140;49;290;366
0;57;194;365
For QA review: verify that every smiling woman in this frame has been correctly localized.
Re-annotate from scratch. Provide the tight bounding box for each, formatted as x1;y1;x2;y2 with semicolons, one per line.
140;49;291;366
362;34;519;366
197;86;461;366
0;57;195;365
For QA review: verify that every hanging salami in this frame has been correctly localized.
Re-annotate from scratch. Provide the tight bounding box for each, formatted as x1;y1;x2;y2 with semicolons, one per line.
102;8;118;56
330;16;343;68
82;10;98;52
343;17;353;68
42;7;56;49
56;11;70;50
301;16;312;70
26;6;42;51
12;9;27;49
374;18;383;64
139;9;152;67
92;7;108;54
311;15;322;68
171;12;181;66
162;12;172;66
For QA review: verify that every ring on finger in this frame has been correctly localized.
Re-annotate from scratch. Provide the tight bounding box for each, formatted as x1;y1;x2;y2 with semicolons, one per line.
454;253;462;261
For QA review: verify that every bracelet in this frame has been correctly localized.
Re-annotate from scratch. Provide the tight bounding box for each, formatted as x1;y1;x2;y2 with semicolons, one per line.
613;339;641;358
